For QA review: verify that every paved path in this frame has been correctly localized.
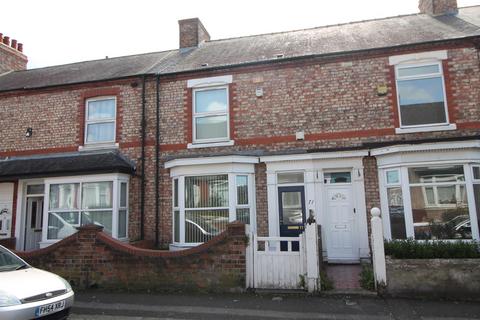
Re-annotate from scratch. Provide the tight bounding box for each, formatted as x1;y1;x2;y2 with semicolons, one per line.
71;291;480;320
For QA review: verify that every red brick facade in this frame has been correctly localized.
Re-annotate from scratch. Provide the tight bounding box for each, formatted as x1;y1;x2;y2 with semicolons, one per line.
1;34;479;248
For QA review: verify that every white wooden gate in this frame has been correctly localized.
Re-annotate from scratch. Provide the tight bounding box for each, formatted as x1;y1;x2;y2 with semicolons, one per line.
246;223;319;291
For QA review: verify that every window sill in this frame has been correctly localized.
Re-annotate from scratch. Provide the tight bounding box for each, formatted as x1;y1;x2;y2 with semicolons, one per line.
395;124;456;134
187;140;234;149
79;142;119;151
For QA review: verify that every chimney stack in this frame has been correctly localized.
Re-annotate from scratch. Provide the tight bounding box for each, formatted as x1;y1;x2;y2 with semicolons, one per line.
0;32;27;74
419;0;458;16
178;18;210;49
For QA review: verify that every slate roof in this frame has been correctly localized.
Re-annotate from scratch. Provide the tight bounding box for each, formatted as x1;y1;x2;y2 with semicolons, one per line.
0;150;135;181
0;6;479;92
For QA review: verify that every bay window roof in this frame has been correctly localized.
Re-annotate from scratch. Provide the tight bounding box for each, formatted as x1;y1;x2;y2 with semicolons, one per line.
0;150;135;181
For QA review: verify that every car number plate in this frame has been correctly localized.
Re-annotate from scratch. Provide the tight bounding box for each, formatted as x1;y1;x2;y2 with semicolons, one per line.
35;300;65;317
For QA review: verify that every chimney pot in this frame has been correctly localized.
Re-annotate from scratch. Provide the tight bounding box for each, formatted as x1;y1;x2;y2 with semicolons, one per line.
178;18;210;49
0;33;27;73
419;0;458;16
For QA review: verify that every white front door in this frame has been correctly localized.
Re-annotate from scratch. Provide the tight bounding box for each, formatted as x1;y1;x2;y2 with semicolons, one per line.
24;197;43;250
325;186;358;262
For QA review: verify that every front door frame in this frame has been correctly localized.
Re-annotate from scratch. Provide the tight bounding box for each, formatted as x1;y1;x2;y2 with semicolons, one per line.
262;151;370;262
14;179;45;251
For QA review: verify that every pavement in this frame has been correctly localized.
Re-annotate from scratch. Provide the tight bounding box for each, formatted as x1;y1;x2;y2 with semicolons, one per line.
70;291;480;320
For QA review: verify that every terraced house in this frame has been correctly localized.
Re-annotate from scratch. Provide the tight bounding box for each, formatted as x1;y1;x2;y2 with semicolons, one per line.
0;0;480;264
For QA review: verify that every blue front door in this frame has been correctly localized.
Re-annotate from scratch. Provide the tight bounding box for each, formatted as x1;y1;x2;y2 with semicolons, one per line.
278;186;306;250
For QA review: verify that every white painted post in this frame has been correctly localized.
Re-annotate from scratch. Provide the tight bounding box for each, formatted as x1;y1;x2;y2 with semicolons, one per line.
245;224;254;289
370;207;387;288
305;222;320;292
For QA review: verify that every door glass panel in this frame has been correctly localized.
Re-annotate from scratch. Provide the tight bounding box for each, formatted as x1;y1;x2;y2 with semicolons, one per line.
27;185;44;195
324;172;351;184
30;201;37;229
281;191;303;225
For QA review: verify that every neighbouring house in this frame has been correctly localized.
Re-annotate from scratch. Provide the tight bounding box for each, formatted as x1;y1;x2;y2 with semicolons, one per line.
0;0;479;265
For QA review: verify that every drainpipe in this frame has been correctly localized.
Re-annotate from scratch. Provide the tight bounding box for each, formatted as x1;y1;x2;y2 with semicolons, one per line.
155;75;160;247
140;75;146;240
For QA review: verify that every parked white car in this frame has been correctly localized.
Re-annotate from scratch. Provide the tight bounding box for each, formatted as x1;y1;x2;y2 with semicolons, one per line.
0;245;74;320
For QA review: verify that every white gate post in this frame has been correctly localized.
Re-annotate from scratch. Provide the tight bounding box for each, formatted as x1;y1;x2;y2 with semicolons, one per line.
305;222;320;292
370;207;386;288
245;224;254;289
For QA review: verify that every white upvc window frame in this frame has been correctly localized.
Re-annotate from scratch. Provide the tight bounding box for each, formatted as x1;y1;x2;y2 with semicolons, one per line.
394;61;450;129
172;172;255;247
42;173;129;246
84;96;117;146
276;171;305;187
379;163;480;241
235;174;251;224
192;85;230;144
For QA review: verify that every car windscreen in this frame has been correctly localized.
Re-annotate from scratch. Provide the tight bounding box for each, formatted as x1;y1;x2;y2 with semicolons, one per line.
0;246;27;272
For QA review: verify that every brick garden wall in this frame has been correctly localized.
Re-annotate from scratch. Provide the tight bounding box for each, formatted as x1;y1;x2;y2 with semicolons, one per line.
17;223;247;292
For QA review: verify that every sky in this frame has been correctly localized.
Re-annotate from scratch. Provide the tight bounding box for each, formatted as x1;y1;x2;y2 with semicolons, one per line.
2;0;480;69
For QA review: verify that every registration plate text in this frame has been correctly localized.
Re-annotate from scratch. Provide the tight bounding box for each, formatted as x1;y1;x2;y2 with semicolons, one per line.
35;300;65;317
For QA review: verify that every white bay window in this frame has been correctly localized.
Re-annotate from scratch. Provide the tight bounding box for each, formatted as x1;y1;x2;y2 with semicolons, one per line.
166;155;257;248
380;163;480;241
43;174;129;244
375;141;480;241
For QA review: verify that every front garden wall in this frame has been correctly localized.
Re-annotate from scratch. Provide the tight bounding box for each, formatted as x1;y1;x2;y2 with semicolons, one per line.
16;223;247;293
386;257;480;299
